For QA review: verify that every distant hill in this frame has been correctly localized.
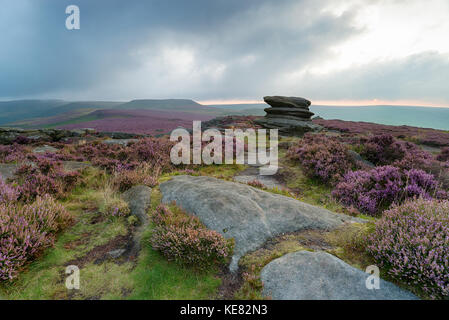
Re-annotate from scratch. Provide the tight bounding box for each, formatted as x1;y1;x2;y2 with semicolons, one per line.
0;99;210;126
0;99;67;124
0;99;267;133
116;99;202;110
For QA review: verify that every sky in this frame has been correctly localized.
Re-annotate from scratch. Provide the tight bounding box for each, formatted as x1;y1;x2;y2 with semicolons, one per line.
1;0;449;106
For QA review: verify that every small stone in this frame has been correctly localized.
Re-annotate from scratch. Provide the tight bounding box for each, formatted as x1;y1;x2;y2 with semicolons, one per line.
107;248;126;259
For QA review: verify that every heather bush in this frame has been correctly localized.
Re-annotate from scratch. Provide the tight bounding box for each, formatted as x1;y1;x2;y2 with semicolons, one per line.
74;138;174;173
0;177;19;204
0;144;28;163
112;163;160;192
367;198;449;299
332;166;443;215
13;158;80;202
0;195;71;280
314;119;449;147
287;134;356;185
150;204;233;269
247;179;266;189
360;134;432;171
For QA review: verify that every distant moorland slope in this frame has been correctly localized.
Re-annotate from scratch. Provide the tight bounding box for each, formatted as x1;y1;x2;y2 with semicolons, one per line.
0;99;266;133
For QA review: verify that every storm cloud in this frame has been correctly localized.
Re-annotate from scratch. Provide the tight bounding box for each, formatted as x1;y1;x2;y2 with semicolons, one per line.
1;0;448;105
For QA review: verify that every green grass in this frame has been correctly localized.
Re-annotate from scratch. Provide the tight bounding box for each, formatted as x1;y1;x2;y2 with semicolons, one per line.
126;229;222;300
126;185;223;300
278;150;346;213
0;179;129;299
1;178;223;300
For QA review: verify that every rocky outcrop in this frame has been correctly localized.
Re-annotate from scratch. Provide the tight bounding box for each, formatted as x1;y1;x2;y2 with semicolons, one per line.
0;127;147;145
159;175;360;272
261;250;418;300
256;96;322;135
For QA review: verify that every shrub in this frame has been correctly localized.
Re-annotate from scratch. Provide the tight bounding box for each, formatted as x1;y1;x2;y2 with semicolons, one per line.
247;179;266;189
313;119;449;147
360;134;432;170
332;166;443;215
112;163;160;192
13;157;80;202
287;134;356;185
0;144;28;163
0;195;71;280
367;198;449;299
150;204;233;269
74;138;174;173
0;177;19;204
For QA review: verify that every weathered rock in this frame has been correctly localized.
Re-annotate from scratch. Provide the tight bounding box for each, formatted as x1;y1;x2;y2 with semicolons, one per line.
256;117;323;135
32;145;59;154
348;150;375;168
122;185;152;225
0;163;19;181
122;185;152;257
264;96;312;109
0;127;146;145
261;250;418;300
98;132;143;139
256;96;323;135
159;175;359;272
264;107;314;118
107;248;127;259
102;139;139;146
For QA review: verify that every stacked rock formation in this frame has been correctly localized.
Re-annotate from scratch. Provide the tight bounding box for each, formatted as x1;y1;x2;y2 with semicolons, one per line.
256;96;322;135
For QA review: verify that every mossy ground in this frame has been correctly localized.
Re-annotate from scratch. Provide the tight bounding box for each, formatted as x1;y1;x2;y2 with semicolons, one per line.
0;169;226;300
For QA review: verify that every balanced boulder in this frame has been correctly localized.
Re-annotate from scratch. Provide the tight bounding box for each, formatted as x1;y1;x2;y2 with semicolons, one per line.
256;96;322;135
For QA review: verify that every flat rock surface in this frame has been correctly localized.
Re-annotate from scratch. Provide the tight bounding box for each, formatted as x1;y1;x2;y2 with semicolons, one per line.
160;175;357;272
32;145;59;154
0;163;19;180
234;166;284;190
261;251;418;300
102;139;139;146
264;96;311;108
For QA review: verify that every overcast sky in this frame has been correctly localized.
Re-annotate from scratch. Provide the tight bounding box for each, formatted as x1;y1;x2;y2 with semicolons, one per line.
1;0;449;106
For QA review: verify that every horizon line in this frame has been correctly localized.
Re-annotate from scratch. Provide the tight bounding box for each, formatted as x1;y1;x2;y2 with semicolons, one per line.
198;99;449;108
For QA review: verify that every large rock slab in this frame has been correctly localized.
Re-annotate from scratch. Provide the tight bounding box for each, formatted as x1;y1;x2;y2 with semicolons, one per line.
159;175;357;272
261;251;418;300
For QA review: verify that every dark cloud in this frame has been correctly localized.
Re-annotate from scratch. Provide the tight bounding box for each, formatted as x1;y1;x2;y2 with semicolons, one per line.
0;0;447;104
